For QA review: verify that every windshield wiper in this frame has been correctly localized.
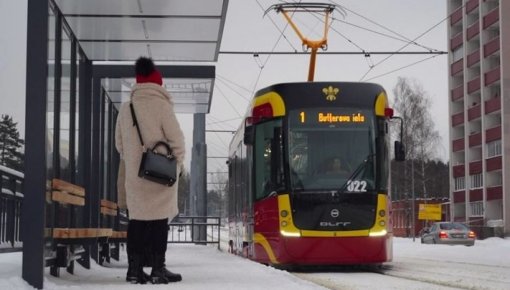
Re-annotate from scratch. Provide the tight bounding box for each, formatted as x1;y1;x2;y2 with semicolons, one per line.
337;153;374;193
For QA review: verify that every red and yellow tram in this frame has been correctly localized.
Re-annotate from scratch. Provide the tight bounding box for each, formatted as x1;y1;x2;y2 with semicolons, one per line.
227;82;402;267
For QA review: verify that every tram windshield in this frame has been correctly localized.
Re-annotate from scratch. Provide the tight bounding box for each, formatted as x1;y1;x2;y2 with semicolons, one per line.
287;108;376;192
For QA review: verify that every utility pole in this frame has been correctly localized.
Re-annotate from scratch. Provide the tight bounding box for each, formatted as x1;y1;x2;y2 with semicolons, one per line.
411;159;415;242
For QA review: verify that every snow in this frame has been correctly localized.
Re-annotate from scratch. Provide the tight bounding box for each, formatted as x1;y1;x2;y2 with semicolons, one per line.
0;237;508;290
0;165;24;178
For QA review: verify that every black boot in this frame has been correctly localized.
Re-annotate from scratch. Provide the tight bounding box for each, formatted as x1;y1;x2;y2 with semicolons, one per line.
126;254;149;284
150;254;182;284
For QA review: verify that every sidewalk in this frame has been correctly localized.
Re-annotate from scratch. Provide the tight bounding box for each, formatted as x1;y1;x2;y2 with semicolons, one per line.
0;244;326;290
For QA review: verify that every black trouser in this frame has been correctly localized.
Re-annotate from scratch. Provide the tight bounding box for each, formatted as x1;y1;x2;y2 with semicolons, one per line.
127;218;169;261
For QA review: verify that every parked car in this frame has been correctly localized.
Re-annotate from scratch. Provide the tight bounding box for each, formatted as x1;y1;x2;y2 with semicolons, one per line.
421;222;476;246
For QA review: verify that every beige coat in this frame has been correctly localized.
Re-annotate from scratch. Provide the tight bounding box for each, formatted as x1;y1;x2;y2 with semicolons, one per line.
115;83;185;221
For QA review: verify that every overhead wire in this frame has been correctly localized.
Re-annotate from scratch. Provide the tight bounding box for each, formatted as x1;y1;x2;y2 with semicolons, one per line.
280;0;370;79
207;116;243;126
330;17;437;50
217;74;252;94
216;75;251;101
365;54;441;81
213;83;243;117
356;3;461;81
258;0;299;52
276;0;447;81
279;0;365;52
206;114;234;155
360;17;448;81
208;77;250;156
328;0;438;52
252;0;302;94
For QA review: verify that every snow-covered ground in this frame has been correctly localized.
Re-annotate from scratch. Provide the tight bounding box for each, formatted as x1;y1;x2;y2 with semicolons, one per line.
297;237;510;290
0;237;508;290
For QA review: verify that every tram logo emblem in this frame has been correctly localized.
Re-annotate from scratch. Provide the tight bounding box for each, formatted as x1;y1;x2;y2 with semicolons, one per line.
322;86;339;101
330;209;340;218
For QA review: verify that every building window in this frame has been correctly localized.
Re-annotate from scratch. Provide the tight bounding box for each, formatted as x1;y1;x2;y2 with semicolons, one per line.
486;140;501;158
452;45;463;62
469;201;483;217
470;174;483;189
454;176;465;191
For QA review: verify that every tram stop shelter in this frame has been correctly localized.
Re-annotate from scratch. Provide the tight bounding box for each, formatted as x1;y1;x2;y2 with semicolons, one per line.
23;0;229;288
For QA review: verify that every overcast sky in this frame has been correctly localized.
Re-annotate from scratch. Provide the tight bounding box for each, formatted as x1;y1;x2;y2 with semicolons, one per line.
207;0;448;175
0;0;448;184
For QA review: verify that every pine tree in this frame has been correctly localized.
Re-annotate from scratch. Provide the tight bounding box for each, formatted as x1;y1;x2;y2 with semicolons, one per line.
0;114;25;171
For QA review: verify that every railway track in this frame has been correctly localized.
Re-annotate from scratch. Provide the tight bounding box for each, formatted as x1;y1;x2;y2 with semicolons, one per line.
292;257;510;290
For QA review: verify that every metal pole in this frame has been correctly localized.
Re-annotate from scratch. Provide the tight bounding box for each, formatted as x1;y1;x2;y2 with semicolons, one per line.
22;0;49;288
219;50;448;55
308;47;318;81
411;159;415;242
191;113;207;243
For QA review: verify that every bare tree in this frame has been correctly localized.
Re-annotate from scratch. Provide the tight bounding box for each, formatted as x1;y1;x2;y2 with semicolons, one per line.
391;77;443;238
208;170;228;217
393;77;440;159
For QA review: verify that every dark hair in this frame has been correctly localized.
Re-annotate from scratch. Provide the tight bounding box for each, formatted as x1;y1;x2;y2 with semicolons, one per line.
135;57;156;76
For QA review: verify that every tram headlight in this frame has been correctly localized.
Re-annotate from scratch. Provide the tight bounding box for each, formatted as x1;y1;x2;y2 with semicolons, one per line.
378;210;386;217
379;220;386;226
369;229;387;237
280;210;289;217
281;221;288;227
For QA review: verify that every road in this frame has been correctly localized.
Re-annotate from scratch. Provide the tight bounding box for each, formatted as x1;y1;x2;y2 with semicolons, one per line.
218;227;508;290
292;238;509;290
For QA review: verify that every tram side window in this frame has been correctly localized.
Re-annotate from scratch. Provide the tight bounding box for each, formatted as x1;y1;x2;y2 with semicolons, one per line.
376;119;389;191
254;119;284;200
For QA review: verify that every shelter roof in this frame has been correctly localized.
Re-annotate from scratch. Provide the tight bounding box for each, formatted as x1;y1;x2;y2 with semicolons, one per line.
53;0;229;113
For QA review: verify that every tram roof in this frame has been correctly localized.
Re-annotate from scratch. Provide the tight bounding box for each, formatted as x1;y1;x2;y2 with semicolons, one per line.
53;0;229;113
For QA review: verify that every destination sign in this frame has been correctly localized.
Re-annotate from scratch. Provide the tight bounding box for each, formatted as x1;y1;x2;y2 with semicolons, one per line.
297;111;367;124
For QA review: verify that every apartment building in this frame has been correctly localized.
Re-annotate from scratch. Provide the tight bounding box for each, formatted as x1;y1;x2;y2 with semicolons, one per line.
448;0;509;235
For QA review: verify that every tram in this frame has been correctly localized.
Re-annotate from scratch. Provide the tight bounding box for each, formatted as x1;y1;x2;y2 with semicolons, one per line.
226;3;404;267
227;81;404;266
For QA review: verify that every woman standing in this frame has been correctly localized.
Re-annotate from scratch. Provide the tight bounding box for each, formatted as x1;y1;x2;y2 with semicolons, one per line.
115;57;185;284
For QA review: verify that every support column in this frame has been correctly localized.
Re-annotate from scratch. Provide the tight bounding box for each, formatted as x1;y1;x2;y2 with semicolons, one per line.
22;0;49;288
88;77;102;264
191;113;207;243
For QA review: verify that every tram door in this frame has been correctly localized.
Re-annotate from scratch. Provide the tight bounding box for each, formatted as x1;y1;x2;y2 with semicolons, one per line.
253;119;284;257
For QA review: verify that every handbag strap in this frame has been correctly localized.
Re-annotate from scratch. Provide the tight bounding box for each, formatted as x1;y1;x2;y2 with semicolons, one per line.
129;102;145;149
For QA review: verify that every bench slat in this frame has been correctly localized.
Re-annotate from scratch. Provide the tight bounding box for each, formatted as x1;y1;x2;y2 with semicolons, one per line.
52;178;85;197
100;206;118;217
53;228;113;239
52;191;85;206
100;199;118;210
111;231;127;239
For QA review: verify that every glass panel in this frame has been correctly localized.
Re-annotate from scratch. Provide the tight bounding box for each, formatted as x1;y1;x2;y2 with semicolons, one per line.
439;223;468;230
46;2;57;240
47;8;56;177
254;119;283;200
105;78;212;113
103;92;110;199
79;42;217;61
55;0;224;16
75;48;81;175
65;17;220;41
376;118;389;191
60;24;72;180
288;108;375;192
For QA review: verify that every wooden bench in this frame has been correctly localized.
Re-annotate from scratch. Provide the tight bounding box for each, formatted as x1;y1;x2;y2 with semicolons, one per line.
98;199;127;264
46;178;113;277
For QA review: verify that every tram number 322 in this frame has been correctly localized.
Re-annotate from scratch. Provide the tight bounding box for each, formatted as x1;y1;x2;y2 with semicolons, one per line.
346;180;367;192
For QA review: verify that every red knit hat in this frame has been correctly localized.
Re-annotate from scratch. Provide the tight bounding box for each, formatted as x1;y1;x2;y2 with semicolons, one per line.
135;57;163;86
136;70;163;85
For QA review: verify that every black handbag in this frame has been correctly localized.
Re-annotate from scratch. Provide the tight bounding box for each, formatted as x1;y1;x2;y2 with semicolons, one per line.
130;103;177;186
